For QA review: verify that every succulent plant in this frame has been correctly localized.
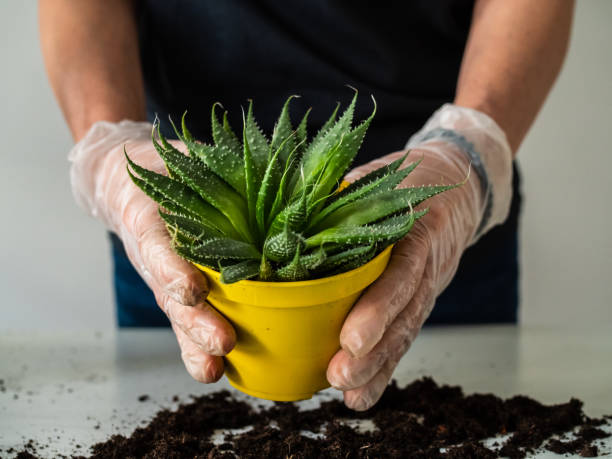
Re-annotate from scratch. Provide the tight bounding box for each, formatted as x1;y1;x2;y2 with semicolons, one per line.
125;92;459;283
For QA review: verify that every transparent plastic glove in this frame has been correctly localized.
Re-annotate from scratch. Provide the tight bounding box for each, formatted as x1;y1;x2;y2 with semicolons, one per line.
326;104;513;410
69;120;236;382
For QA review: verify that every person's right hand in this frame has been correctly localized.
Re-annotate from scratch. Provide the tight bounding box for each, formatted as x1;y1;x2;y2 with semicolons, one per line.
69;120;236;382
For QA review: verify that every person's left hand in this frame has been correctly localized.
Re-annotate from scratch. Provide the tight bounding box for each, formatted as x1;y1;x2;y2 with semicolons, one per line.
325;143;486;410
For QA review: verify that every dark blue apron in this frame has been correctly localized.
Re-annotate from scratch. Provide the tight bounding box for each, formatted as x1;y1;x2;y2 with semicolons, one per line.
111;0;521;327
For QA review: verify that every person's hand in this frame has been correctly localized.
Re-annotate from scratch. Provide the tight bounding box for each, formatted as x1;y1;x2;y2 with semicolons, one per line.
326;104;514;410
69;120;236;382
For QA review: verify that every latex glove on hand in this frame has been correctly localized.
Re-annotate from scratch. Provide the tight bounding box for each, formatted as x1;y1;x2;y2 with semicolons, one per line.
326;104;514;410
69;120;236;382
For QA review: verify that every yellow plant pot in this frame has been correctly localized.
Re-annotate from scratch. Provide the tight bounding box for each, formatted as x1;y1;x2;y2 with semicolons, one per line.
193;245;392;401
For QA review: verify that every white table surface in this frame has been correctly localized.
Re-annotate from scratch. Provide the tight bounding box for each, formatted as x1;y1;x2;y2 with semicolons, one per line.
1;325;610;458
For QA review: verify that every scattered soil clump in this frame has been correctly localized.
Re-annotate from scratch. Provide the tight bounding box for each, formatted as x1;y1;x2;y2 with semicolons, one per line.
10;377;611;458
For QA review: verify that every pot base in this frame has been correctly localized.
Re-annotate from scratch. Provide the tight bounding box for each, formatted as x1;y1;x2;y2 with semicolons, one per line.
227;378;327;402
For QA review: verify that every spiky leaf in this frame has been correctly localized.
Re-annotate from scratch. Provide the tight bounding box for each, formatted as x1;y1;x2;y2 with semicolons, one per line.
307;97;376;210
314;244;375;275
242;121;259;240
256;133;296;236
125;152;238;238
324;253;377;276
245;100;269;180
305;211;421;249
159;211;223;241
266;140;303;228
173;244;222;269
220;260;260;283
127;167;197;219
153;144;252;243
258;255;274;281
267;179;308;237
299;247;327;270
295;107;311;157
174;114;246;197
275;246;309;281
263;226;303;263
326;153;411;206
298;92;357;189
190;238;261;260
270;95;297;166
308;157;419;230
211;103;243;158
310;186;442;233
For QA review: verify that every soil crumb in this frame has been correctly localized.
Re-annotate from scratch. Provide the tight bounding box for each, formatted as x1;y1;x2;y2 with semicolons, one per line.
10;377;611;458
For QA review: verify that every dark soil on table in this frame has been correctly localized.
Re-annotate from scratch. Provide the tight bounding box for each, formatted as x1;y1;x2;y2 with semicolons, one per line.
7;377;610;458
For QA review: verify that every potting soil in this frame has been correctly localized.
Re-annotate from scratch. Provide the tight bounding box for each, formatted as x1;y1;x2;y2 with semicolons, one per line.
9;377;611;458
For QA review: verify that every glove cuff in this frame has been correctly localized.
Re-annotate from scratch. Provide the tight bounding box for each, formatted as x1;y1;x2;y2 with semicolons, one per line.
406;104;513;241
68;119;153;219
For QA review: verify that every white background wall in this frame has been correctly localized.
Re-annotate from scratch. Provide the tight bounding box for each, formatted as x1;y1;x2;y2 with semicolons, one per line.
0;1;610;331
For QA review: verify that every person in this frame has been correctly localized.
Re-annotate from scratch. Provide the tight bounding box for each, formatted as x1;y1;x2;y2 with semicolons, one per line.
39;1;574;411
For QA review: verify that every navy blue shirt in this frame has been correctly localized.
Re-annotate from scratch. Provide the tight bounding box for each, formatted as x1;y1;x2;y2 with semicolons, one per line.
110;0;521;326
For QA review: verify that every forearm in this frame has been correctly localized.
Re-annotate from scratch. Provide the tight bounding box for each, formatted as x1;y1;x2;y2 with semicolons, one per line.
39;0;146;141
455;0;574;154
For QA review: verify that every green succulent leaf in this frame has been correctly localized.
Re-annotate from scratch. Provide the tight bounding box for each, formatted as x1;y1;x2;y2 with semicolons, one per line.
173;114;246;197
242;117;259;241
326;152;411;206
324;253;377;276
222;111;239;138
314;244;375;274
295;107;311;157
266;140;305;229
127;167;193;218
308;156;419;230
362;158;422;195
211;103;243;158
267;177;308;237
190;238;261;260
400;183;461;207
151;120;181;179
263;224;303;263
288;100;344;196
270;95;298;166
170;229;198;247
245;100;269;180
298;91;357;190
310;187;426;233
275;246;309;281
152;144;252;243
306;96;377;212
173;243;222;269
220;259;261;284
282;107;312;194
258;255;274;281
125;151;239;238
299;247;327;270
305;211;422;249
159;210;224;242
256;133;297;237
